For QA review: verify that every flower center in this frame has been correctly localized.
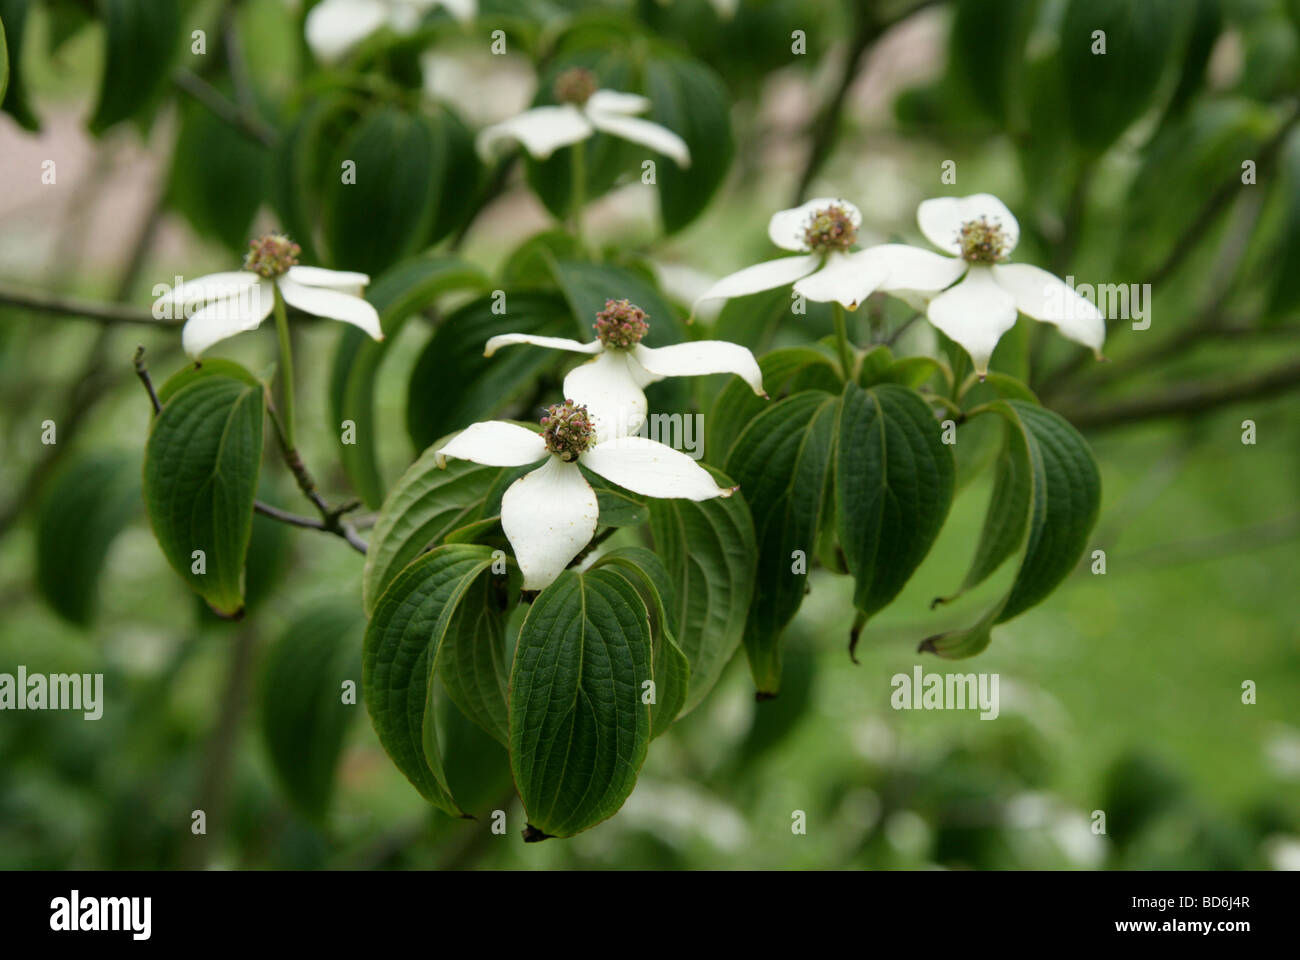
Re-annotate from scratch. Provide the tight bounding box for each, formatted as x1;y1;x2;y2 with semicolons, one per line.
803;204;858;252
593;298;650;348
243;233;301;278
957;217;1010;263
541;400;596;461
553;67;597;106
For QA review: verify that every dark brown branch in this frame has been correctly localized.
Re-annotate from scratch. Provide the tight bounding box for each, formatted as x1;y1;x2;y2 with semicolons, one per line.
1057;357;1300;430
0;280;176;326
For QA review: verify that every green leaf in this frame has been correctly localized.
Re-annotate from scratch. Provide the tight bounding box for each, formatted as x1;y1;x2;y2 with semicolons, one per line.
509;568;652;839
156;358;264;404
591;546;690;737
35;450;139;626
167;91;271;252
405;292;573;451
1268;129;1300;317
323;107;443;275
260;600;365;820
271;94;354;264
1059;0;1188;153
363;544;498;815
922;401;1101;659
89;0;181;135
648;465;755;713
436;573;510;746
643;53;733;233
836;384;955;627
143;372;265;617
549;258;685;345
707;346;839;464
724;390;838;695
947;0;1037;127
712;284;836;353
363;440;515;615
425;104;484;245
0;0;39;130
329;255;490;508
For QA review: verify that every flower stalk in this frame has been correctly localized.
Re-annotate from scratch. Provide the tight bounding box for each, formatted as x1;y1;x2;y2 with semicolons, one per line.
271;283;297;451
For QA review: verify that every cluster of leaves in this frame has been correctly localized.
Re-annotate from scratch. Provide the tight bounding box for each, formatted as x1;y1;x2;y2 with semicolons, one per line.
5;0;1125;840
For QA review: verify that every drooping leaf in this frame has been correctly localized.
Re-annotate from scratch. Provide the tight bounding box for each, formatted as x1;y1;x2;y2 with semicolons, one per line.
0;0;38;130
363;544;499;815
947;0;1038;128
591;546;690;737
436;573;511;747
260;600;365;820
836;383;955;628
89;0;181;135
922;401;1101;658
329;255;491;508
724;390;838;695
323;107;443;275
35;450;140;627
509;568;653;839
143;370;265;617
1059;0;1188;153
648;465;755;713
405;292;573;451
642;53;733;233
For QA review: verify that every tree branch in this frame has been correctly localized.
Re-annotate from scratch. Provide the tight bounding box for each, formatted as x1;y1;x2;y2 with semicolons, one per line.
0;280;176;326
1056;356;1300;430
171;68;278;148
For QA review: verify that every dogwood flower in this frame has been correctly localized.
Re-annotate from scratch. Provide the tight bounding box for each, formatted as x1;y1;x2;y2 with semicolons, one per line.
476;67;691;167
436;401;734;589
305;0;475;63
870;193;1106;375
692;197;892;312
156;234;383;357
484;299;764;442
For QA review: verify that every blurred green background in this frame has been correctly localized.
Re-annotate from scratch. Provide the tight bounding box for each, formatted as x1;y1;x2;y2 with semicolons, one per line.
1;0;1298;869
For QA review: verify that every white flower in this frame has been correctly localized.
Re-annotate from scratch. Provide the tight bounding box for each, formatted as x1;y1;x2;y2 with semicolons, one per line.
156;234;383;357
485;299;764;443
693;197;892;313
870;193;1107;376
435;402;734;590
305;0;475;63
476;67;691;167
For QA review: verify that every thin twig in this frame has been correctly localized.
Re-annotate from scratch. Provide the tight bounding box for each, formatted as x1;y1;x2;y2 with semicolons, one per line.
172;68;278;148
0;280;176;326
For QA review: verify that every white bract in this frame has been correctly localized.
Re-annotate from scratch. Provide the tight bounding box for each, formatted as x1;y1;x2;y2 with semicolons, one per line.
870;193;1106;376
436;402;734;590
484;299;764;442
156;235;383;357
305;0;474;63
693;197;891;312
476;67;691;167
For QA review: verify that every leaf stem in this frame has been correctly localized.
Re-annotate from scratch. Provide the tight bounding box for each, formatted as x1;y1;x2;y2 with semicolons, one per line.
832;301;855;380
570;138;587;256
271;283;296;451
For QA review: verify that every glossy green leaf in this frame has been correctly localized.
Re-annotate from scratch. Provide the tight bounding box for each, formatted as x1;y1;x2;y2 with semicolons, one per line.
260;601;365;820
509;568;652;839
0;0;38;130
406;292;573;452
143;372;265;618
89;0;181;135
1059;0;1187;153
591;546;690;737
323;107;443;275
947;0;1037;127
329;255;491;508
648;465;755;713
923;401;1101;658
363;440;517;615
35;450;139;627
643;54;733;233
725;390;838;695
437;573;510;746
363;544;498;815
836;383;955;626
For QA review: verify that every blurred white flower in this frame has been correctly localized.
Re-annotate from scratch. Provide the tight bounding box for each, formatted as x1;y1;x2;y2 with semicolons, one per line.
305;0;474;63
692;197;892;312
871;193;1106;376
435;402;733;589
156;234;382;356
485;298;764;443
476;67;691;167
